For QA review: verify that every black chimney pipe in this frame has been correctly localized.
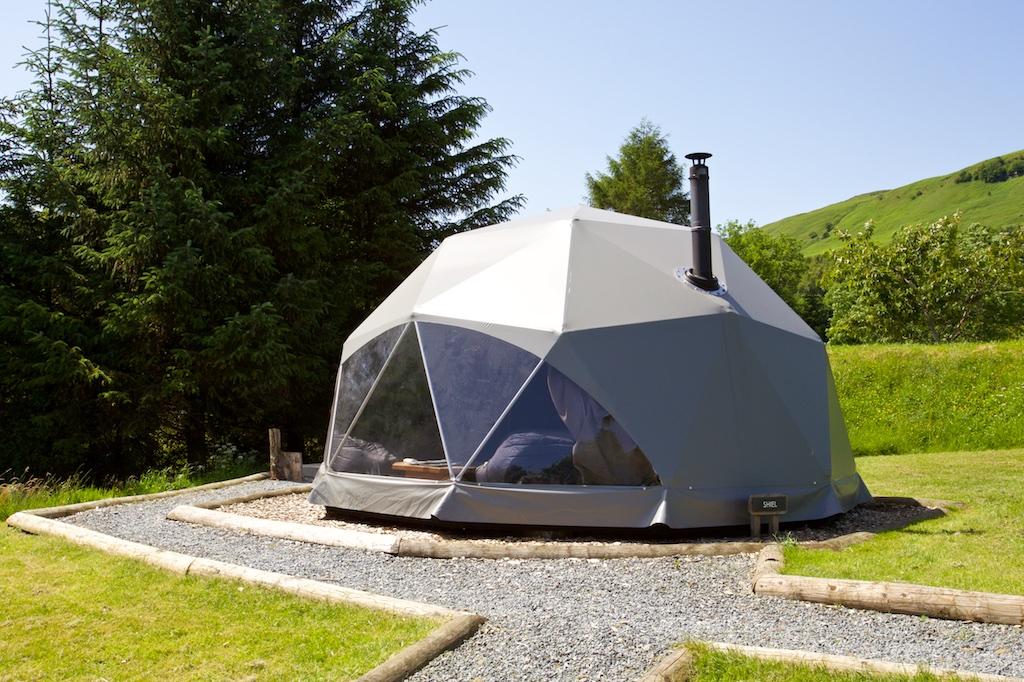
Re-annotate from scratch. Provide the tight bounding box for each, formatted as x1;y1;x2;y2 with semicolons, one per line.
684;152;719;291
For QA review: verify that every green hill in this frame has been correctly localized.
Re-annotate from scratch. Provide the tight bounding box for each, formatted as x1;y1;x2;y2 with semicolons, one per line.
764;150;1024;255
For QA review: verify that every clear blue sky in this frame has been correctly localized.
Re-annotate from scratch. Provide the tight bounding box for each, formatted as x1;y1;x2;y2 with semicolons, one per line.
3;1;1022;225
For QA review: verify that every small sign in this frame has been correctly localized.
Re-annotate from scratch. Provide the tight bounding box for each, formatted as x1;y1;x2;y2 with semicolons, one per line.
749;494;788;516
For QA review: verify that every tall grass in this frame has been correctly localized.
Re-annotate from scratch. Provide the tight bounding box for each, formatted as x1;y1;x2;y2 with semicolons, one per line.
830;340;1024;456
0;460;260;521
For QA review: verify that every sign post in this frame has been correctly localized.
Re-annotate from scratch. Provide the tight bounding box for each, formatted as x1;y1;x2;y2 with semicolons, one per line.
748;494;788;538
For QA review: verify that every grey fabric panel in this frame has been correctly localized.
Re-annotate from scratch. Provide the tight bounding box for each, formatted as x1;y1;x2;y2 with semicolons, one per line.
433;482;666;528
733;317;831;475
715;237;819;342
720;315;827;488
435;482;863;529
660;483;850;528
546;316;827;491
833;471;872;507
545;316;736;486
309;471;450;519
307;463;868;530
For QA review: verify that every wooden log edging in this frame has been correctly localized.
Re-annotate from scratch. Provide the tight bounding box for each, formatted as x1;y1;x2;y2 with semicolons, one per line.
751;544;1024;626
168;504;401;553
189;484;314;510
393;536;762;559
6;510;458;620
22;471;270;518
636;645;694;681
699;642;1021;682
353;613;485;682
638;641;1021;681
6;479;487;681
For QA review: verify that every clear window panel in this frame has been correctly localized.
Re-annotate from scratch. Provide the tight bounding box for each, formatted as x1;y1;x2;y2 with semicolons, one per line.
329;324;406;454
464;364;660;486
331;325;448;480
417;322;539;478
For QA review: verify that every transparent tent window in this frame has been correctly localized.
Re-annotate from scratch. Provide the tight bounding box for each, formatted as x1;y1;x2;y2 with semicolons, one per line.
328;323;660;487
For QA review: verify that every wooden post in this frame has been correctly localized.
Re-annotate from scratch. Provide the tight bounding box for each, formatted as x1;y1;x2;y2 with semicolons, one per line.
268;428;282;480
281;451;303;482
269;428;303;481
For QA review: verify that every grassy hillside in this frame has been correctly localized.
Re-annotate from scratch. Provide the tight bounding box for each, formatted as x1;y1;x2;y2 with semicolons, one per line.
765;150;1024;255
828;340;1024;456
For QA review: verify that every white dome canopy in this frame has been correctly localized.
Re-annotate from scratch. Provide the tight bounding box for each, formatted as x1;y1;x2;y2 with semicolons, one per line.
343;206;817;361
311;206;869;529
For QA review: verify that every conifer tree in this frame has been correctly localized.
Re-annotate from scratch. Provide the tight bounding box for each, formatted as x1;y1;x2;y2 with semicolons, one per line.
586;120;689;224
1;0;521;475
0;0;118;475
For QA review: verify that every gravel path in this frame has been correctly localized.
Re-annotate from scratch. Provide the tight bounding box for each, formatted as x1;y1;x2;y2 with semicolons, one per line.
64;481;1024;681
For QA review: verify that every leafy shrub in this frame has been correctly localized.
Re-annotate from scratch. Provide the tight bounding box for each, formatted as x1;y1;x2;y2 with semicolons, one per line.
1009;156;1024;178
977;157;1008;183
825;216;1024;344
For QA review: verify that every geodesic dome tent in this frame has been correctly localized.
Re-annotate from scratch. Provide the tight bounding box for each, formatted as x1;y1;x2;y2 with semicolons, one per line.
309;206;870;529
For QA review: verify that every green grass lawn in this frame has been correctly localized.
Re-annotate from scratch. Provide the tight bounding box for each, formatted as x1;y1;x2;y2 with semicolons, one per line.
783;448;1024;595
0;463;262;522
0;526;436;680
682;643;945;681
828;341;1024;456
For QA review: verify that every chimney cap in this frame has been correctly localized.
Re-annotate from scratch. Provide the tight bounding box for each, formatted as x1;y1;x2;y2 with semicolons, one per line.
685;152;712;165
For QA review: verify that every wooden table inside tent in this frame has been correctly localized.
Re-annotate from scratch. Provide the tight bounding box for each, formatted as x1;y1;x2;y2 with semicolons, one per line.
391;461;450;481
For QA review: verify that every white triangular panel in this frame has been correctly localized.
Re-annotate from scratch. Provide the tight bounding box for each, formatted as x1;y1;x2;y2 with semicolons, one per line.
344;252;439;362
414;224;572;332
716;242;819;341
416;217;566;305
564;223;726;330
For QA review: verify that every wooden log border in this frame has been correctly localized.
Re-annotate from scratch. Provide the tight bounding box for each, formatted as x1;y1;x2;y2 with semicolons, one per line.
167;490;951;560
637;644;695;681
6;482;486;682
21;471;271;518
752;543;1024;626
638;641;1022;682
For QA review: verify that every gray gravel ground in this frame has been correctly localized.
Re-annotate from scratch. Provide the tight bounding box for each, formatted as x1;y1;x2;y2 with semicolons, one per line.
64;480;1024;681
